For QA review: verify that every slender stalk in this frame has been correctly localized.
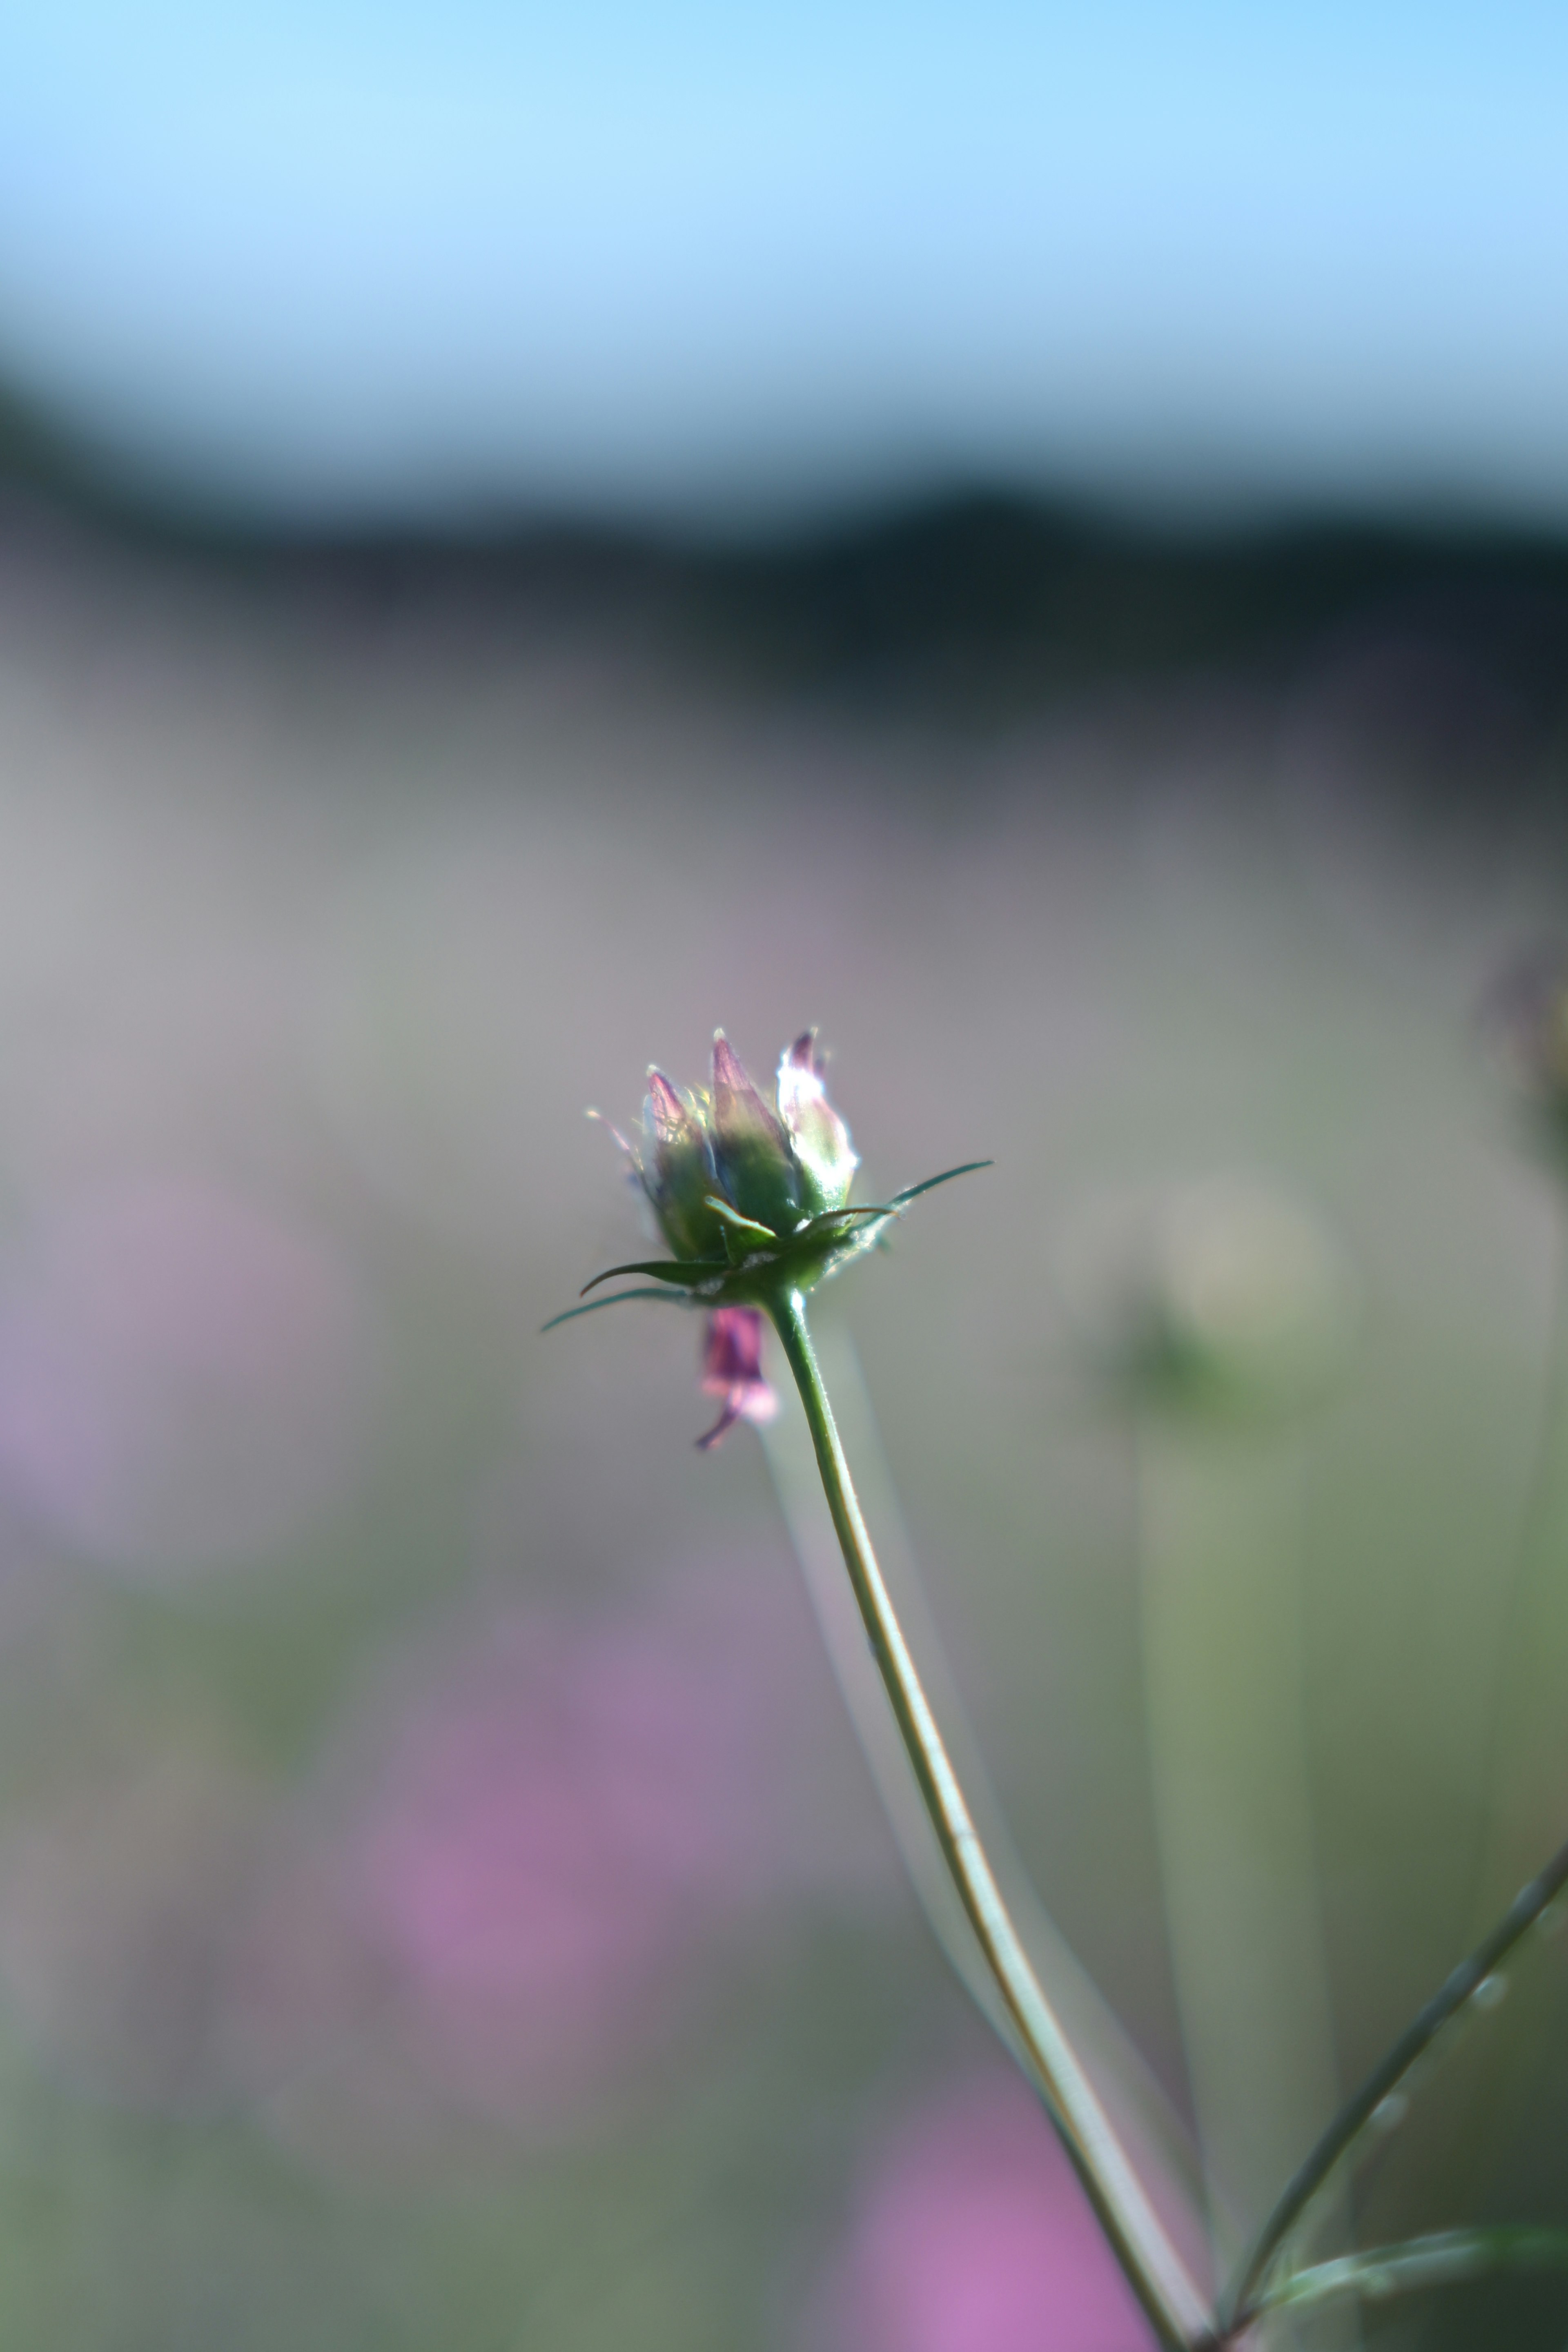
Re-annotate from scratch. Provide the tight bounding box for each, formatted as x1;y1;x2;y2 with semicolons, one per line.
1136;1421;1342;2281
769;1287;1214;2352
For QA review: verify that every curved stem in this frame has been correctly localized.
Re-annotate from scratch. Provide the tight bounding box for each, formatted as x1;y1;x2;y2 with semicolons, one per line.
769;1287;1214;2352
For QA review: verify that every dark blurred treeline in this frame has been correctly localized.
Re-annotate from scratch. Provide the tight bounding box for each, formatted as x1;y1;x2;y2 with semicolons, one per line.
4;370;1568;792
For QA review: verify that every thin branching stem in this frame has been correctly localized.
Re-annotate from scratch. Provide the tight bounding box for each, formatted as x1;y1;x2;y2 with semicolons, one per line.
1219;1834;1568;2335
770;1286;1214;2352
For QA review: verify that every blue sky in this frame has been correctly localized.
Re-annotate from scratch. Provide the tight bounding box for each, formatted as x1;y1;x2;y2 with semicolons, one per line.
2;2;1566;530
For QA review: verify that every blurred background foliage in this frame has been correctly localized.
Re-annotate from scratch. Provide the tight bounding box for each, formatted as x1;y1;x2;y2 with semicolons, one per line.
0;462;1562;2347
2;7;1568;2345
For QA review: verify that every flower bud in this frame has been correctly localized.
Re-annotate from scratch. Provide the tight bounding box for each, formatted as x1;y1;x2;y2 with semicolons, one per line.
710;1034;802;1238
776;1033;859;1216
641;1071;727;1262
557;1031;985;1350
1061;1177;1356;1421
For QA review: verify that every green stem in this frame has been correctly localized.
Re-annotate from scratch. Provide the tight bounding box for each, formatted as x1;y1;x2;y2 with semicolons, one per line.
1134;1421;1341;2278
769;1287;1214;2352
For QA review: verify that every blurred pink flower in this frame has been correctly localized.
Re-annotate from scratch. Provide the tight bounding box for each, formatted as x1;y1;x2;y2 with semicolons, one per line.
697;1306;777;1450
821;2073;1148;2352
234;1563;895;2157
354;1609;753;2109
0;1176;376;1575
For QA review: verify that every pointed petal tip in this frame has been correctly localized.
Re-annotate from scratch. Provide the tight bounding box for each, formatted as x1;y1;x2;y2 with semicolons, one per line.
644;1071;699;1156
713;1028;781;1112
586;1105;637;1158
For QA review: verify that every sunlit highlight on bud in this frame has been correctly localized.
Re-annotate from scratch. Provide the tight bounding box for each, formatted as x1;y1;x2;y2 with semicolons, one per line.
776;1031;859;1215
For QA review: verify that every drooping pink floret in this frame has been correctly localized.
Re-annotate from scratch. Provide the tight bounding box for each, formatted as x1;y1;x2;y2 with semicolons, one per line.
697;1306;777;1450
823;2073;1148;2352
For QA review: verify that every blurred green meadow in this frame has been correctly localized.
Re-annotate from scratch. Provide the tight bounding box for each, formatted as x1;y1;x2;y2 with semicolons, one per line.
0;497;1563;2347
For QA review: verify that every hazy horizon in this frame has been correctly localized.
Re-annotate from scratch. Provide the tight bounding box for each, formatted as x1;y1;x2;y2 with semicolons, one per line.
3;3;1567;533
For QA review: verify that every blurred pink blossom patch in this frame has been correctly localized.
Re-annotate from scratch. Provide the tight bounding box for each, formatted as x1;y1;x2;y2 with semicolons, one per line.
237;1560;895;2155
0;1176;377;1575
821;2072;1148;2352
356;1611;753;2102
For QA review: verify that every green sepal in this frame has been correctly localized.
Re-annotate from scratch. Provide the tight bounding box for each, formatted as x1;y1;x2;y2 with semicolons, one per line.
1255;2229;1568;2321
542;1287;694;1333
565;1159;993;1319
705;1196;780;1251
579;1257;727;1297
797;1203;901;1229
889;1160;994;1205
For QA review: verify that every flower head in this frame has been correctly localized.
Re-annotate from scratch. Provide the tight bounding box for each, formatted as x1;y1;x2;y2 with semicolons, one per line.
547;1029;989;1437
634;1031;860;1272
1060;1177;1356;1423
584;1030;902;1310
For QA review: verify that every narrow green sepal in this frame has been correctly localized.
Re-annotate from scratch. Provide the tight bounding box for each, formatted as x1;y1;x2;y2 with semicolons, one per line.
1254;2229;1568;2321
889;1160;994;1205
704;1196;779;1245
804;1203;902;1225
542;1287;694;1332
579;1257;727;1297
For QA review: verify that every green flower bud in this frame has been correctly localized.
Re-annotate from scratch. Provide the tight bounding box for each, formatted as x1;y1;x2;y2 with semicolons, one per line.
710;1032;802;1238
776;1032;859;1215
552;1031;989;1329
1063;1177;1357;1422
641;1071;727;1261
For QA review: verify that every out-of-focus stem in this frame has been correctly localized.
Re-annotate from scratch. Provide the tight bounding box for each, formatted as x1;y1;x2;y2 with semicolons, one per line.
768;1285;1214;2352
1472;1214;1568;1925
1136;1424;1343;2284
